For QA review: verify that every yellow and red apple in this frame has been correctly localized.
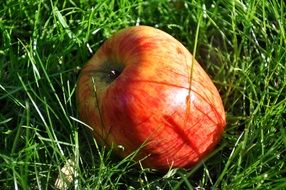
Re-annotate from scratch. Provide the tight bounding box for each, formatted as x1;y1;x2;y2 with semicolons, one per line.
76;26;226;170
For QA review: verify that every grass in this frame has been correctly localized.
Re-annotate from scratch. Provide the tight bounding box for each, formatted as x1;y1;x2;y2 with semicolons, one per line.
1;0;286;189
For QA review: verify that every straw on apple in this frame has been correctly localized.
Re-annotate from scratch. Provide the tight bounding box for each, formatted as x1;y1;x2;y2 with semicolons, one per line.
76;26;226;170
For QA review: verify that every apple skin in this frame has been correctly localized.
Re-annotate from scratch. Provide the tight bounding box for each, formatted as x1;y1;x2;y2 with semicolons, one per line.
76;25;226;170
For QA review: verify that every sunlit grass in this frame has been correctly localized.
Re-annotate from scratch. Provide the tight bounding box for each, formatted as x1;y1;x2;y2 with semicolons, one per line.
1;0;285;189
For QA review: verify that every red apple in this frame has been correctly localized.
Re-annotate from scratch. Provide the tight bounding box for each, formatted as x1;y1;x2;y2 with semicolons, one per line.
76;25;226;170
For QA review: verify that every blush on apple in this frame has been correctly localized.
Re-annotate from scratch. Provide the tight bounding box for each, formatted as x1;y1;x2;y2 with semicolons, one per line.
76;25;226;170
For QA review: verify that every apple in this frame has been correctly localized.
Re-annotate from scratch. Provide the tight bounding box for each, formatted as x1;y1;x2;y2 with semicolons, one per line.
76;25;226;170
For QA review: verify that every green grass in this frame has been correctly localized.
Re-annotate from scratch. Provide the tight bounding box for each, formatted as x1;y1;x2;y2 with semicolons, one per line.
1;0;286;189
